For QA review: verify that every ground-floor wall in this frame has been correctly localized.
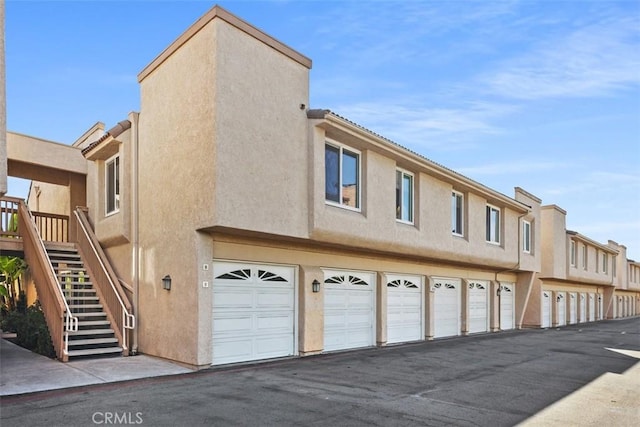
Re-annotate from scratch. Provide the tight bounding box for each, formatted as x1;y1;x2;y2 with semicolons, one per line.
193;233;531;367
612;290;639;319
524;279;638;328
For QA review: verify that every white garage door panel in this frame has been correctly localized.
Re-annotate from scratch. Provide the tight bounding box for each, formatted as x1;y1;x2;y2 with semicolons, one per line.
500;283;515;330
386;274;423;344
468;281;489;334
256;290;293;308
569;293;577;324
213;338;252;361
542;291;551;328
433;278;461;338
213;289;254;308
557;293;566;326
255;335;293;357
212;262;295;366
323;270;375;352
213;315;253;334
256;313;293;331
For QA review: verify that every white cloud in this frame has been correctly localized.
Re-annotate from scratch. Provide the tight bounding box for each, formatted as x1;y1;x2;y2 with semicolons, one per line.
482;16;640;100
456;161;565;176
333;101;518;151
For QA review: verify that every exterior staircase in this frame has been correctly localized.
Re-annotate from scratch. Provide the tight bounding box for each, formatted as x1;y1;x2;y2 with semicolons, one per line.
46;243;123;359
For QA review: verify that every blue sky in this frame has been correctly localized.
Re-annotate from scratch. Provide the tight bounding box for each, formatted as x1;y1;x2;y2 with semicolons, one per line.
5;0;640;259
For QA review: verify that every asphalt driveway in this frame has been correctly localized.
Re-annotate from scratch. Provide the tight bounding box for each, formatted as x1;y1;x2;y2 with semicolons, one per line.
1;318;639;426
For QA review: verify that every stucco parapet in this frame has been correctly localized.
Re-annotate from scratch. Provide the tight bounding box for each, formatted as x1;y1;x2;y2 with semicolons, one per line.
310;109;529;213
138;5;312;82
567;231;619;255
541;204;567;215
7;131;87;175
514;187;541;204
72;122;105;148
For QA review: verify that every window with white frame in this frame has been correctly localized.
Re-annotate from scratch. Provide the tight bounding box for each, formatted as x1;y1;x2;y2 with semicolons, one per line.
523;220;532;253
325;142;360;210
570;240;576;266
486;204;501;244
451;191;464;236
106;155;120;215
396;169;414;223
602;252;608;274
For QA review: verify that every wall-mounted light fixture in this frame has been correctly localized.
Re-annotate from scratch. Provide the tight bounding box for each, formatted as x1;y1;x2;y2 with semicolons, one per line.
312;279;320;293
162;275;172;291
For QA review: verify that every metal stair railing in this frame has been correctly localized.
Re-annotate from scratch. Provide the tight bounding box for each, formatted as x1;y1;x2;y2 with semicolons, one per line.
72;207;135;354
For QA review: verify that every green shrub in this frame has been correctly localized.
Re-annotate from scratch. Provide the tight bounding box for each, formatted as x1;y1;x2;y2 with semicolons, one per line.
2;297;55;358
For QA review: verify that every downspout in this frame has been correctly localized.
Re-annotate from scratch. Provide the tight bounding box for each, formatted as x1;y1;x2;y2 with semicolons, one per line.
132;112;140;355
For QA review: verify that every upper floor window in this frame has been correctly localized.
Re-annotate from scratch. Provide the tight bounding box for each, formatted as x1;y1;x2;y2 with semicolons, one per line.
523;220;532;253
396;169;414;223
106;155;120;215
486;204;501;244
570;240;576;266
601;252;608;274
325;142;360;210
451;191;464;236
582;245;587;270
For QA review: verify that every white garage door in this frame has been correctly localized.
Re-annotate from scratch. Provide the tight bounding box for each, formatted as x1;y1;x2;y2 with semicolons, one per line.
556;292;566;326
588;293;595;322
433;278;461;338
468;281;489;334
324;270;375;352
212;262;295;365
386;275;423;344
598;295;603;320
579;294;586;323
500;283;515;330
569;293;577;324
541;291;551;328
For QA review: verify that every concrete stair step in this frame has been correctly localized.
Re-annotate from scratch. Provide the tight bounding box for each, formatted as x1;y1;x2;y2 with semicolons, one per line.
77;320;111;327
73;312;108;318
65;296;99;301
68;337;118;347
69;304;103;310
69;328;115;336
67;347;123;358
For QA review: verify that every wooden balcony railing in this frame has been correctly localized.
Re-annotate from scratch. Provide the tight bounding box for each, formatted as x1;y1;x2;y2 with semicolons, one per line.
72;207;134;354
1;196;21;239
32;211;69;243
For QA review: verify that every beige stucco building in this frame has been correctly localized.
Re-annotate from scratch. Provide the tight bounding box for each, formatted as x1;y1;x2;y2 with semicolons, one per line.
4;5;638;368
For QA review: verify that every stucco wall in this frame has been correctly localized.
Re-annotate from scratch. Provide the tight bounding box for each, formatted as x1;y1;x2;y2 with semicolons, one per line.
211;19;310;238
136;18;217;365
310;125;527;269
26;182;69;216
540;205;567;279
135;13;311;365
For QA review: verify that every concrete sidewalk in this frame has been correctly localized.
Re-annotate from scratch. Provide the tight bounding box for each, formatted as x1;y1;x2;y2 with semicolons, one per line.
518;352;640;427
0;337;193;396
